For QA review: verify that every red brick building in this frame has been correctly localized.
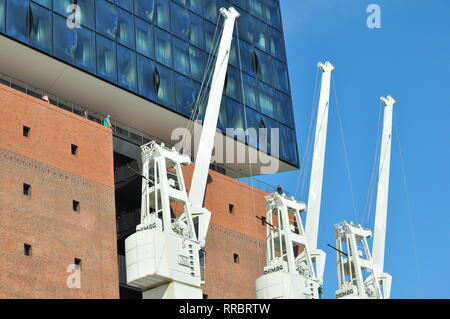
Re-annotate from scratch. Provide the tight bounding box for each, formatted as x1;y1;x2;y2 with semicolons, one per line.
0;83;269;299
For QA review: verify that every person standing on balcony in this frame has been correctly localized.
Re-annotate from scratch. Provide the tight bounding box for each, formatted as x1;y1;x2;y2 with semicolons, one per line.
104;114;112;129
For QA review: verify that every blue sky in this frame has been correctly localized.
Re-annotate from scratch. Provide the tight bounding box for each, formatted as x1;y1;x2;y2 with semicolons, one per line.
259;0;450;299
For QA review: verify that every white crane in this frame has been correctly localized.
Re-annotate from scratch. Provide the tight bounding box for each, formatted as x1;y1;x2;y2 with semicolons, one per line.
334;96;395;299
255;62;334;299
124;7;240;299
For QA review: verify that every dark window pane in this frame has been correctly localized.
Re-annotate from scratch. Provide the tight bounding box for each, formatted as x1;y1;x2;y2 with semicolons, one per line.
117;45;137;92
171;2;190;41
174;0;202;14
249;0;263;19
233;0;249;12
268;27;286;61
226;99;245;142
96;0;118;40
33;0;51;9
189;10;204;49
255;49;272;85
238;40;255;76
175;73;197;117
134;0;154;22
155;63;175;109
260;115;279;156
242;73;258;111
189;45;206;82
116;0;133;12
245;106;260;148
29;3;52;54
6;0;29;43
204;20;217;54
236;13;253;44
253;18;268;52
154;0;170;31
273;59;290;93
173;37;190;76
53;13;76;63
280;124;299;165
155;28;172;67
264;0;282;30
0;0;4;33
276;91;294;128
217;97;228;133
135;18;153;58
75;26;96;73
225;66;241;102
137;54;157;101
54;0;94;29
202;0;218;22
117;7;135;49
96;35;117;83
258;81;275;119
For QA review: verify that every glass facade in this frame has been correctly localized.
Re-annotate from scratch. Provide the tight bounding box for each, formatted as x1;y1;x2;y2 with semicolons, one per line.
0;0;299;167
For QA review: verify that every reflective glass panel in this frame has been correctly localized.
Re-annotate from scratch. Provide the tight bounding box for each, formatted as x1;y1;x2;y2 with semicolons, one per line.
53;13;77;63
175;73;197;117
171;2;190;41
242;73;258;111
155;28;172;67
137;54;157;101
173;37;190;76
33;0;51;9
155;63;175;109
96;0;118;40
268;27;286;61
54;0;94;29
117;45;137;92
225;66;241;102
226;99;245;142
134;0;154;22
135;18;153;58
75;26;96;73
245;106;261;148
96;35;117;83
6;0;29;43
117;7;135;49
154;0;170;31
255;49;272;85
189;10;204;49
116;0;133;12
280;125;299;165
276;91;294;128
258;81;275;119
30;3;52;54
202;0;218;22
189;45;206;82
0;0;4;33
273;59;290;93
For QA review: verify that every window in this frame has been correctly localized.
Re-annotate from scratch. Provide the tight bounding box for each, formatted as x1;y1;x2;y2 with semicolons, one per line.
71;144;78;155
253;19;268;52
280;125;299;166
135;18;154;58
96;0;118;40
154;0;170;31
261;216;266;225
189;46;206;82
117;7;135;49
29;3;52;54
258;82;275;119
228;204;234;214
54;0;94;29
226;99;246;142
116;0;133;12
171;2;190;41
154;28;172;67
0;0;5;33
117;45;137;92
275;92;295;128
172;37;190;76
96;35;117;83
245;107;261;148
53;13;76;64
23;183;31;196
268;27;286;61
225;66;242;102
23;126;30;137
203;0;218;22
137;55;157;101
32;0;51;9
242;73;259;111
72;200;80;212
24;244;32;256
273;59;290;93
174;0;202;15
233;253;240;264
75;27;96;73
188;11;204;49
155;64;175;109
74;258;82;270
255;49;273;85
134;0;154;22
174;74;197;117
6;0;29;43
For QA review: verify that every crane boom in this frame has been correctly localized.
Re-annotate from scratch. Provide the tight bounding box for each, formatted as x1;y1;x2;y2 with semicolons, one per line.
372;95;396;273
305;62;335;251
189;7;240;211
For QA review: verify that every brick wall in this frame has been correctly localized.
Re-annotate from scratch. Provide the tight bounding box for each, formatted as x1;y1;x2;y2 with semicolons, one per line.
0;84;118;298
